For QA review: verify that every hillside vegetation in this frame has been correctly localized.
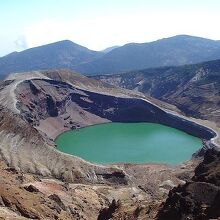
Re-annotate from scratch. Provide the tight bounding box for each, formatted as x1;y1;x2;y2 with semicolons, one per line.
1;35;220;77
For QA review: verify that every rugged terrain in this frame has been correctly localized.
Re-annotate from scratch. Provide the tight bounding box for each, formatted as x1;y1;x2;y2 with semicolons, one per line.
96;59;220;219
0;69;218;219
158;147;220;220
0;155;196;220
96;59;220;140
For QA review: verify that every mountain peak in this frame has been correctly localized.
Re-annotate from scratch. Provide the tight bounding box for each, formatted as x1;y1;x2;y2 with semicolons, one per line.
161;34;216;42
0;39;103;77
102;46;120;53
49;39;80;46
1;35;220;77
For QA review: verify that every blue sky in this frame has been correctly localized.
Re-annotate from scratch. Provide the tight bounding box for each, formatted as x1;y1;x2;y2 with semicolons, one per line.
1;0;220;56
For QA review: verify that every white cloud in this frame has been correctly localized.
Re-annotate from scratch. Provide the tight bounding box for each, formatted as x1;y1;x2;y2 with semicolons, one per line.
1;0;220;57
10;9;220;53
14;35;28;50
23;19;72;48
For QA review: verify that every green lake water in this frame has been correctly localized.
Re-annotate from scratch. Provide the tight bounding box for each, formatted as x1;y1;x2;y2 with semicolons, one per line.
55;123;202;165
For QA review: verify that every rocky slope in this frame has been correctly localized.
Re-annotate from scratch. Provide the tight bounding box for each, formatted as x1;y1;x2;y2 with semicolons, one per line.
96;60;220;219
157;147;220;220
1;69;214;177
0;69;217;219
96;59;220;139
0;158;157;219
0;70;133;184
0;156;195;220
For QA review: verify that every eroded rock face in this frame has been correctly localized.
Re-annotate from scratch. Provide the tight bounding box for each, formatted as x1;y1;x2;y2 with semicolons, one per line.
0;70;216;185
157;148;220;220
0;69;217;219
0;70;191;188
0;71;132;185
193;147;220;185
16;78;215;141
97;199;120;220
96;60;220;124
1;157;185;220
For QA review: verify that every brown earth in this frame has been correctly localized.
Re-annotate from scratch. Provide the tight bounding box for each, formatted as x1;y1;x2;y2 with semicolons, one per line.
0;69;217;219
157;147;220;220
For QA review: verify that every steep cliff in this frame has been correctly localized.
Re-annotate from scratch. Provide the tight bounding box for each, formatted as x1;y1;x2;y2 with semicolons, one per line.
96;59;220;124
157;147;220;220
0;69;217;219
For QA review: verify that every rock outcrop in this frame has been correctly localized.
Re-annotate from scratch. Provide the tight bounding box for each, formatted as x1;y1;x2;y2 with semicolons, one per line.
157;147;220;220
96;59;220;146
0;69;214;185
0;69;217;219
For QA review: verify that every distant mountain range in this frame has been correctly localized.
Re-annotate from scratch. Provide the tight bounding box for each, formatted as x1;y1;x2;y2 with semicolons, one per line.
77;35;220;74
0;40;102;78
101;46;120;53
95;59;220;122
1;35;220;77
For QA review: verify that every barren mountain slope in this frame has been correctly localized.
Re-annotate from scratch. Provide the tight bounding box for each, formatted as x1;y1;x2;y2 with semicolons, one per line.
96;59;220;147
0;69;217;219
158;147;220;220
